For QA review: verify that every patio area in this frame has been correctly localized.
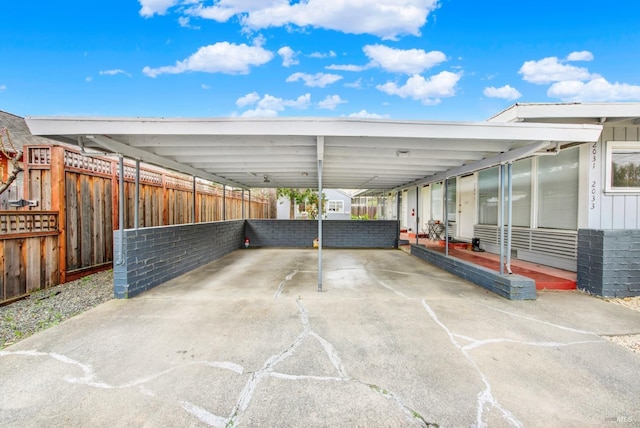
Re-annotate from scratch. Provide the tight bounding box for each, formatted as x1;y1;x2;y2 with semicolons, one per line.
399;232;577;291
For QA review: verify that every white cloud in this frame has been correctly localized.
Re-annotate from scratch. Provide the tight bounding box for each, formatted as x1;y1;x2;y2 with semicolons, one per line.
201;84;211;90
0;85;6;91
318;95;347;110
377;71;461;105
237;92;312;116
85;77;93;82
241;108;279;117
547;78;640;102
139;0;179;17
363;44;446;74
236;91;261;107
310;51;337;59
483;84;522;100
347;110;390;119
278;46;299;67
99;69;131;77
566;50;594;62
142;42;273;77
519;53;595;84
326;64;369;72
184;0;439;40
286;72;343;87
344;78;363;89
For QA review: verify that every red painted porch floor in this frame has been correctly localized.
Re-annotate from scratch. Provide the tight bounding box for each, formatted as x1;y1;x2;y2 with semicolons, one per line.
400;233;577;291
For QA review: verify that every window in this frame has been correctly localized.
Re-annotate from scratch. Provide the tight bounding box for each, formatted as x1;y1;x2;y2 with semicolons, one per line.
478;167;499;225
511;158;532;227
606;141;640;192
327;200;344;213
446;177;457;223
537;147;579;230
430;182;443;221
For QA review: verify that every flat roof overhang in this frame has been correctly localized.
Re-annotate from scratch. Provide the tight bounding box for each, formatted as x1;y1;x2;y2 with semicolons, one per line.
488;102;640;125
26;116;602;191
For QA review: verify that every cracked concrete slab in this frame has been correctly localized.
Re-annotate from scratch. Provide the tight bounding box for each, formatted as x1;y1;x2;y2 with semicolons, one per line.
1;248;639;427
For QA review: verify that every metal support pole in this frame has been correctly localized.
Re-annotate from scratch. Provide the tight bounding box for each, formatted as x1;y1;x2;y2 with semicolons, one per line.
444;180;449;257
118;155;125;265
134;159;140;229
499;164;505;275
241;189;245;219
248;190;251;219
223;185;226;221
192;175;196;224
506;162;513;274
318;159;323;292
415;186;419;245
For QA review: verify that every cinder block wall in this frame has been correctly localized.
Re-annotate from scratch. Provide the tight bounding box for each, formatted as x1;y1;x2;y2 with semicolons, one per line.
114;220;244;298
245;220;399;248
577;229;640;297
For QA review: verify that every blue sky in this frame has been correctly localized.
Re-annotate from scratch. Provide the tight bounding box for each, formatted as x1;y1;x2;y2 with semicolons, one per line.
1;0;640;121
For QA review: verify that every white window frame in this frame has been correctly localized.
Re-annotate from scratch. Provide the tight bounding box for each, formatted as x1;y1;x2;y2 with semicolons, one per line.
605;141;640;193
327;200;344;213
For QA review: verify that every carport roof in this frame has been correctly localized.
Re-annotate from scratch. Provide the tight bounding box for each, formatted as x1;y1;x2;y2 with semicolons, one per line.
25;116;602;190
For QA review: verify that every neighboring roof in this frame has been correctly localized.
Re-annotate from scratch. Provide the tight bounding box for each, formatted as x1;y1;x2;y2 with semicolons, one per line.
26;116;602;190
488;102;640;125
0;110;56;151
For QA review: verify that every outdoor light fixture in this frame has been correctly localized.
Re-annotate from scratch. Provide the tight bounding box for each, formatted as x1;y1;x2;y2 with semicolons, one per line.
301;172;308;176
263;175;270;183
396;150;410;158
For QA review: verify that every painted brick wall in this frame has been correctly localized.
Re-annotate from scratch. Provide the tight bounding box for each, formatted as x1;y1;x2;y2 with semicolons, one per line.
245;220;399;248
113;220;244;298
411;244;536;300
577;229;640;297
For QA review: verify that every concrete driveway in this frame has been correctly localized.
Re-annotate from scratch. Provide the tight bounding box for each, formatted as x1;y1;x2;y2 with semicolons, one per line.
1;249;639;427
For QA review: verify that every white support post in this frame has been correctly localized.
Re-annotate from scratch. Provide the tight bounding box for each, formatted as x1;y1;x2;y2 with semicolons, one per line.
506;162;513;274
499;164;505;275
444;180;449;257
192;175;196;224
317;136;324;293
223;185;226;221
415;186;420;245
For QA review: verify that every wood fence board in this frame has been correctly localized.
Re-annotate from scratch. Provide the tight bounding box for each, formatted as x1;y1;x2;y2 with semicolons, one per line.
45;235;59;287
105;179;113;259
93;178;105;265
41;169;52;210
80;176;93;267
26;237;42;293
4;239;25;299
66;172;79;271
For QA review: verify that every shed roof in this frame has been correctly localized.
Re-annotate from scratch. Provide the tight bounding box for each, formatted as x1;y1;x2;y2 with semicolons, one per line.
26;116;602;190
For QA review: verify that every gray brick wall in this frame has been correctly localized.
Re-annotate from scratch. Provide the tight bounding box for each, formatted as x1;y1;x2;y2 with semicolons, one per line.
577;229;640;297
245;220;399;248
411;244;536;300
114;220;244;298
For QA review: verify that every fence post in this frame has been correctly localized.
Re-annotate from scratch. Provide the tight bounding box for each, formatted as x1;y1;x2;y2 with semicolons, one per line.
51;146;66;284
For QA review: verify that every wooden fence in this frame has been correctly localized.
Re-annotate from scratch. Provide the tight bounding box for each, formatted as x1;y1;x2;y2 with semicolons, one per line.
0;145;270;304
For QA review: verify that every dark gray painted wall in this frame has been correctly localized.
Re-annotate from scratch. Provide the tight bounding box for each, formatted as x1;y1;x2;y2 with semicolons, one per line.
245;220;399;248
114;220;244;298
577;229;640;297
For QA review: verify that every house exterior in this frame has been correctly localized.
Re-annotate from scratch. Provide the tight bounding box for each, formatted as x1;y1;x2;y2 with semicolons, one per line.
398;103;640;297
277;189;352;220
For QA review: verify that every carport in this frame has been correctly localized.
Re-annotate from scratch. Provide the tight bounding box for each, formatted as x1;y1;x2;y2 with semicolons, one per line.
25;117;602;298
